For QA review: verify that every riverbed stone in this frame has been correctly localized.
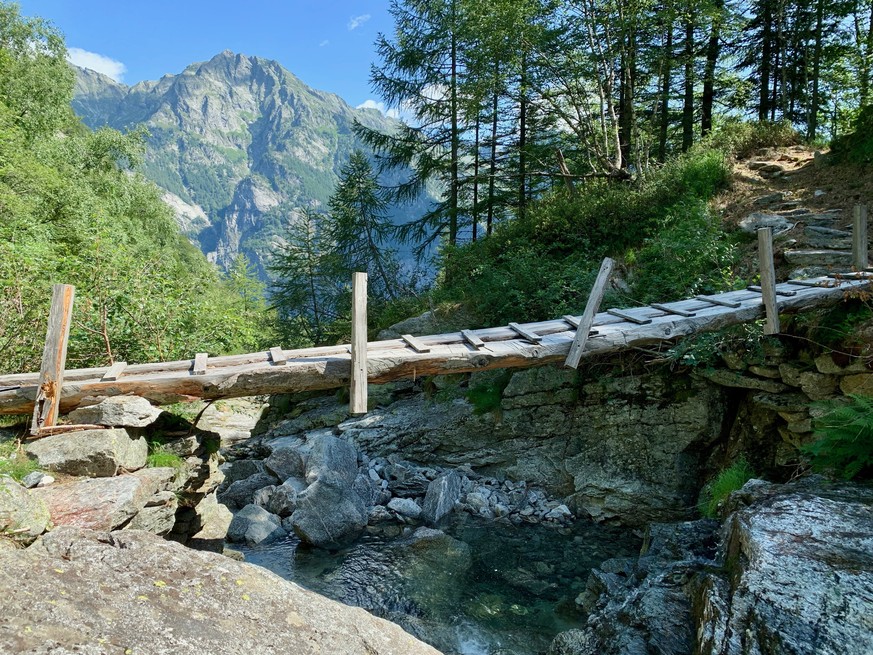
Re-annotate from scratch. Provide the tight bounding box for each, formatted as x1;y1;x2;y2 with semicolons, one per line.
126;490;178;535
187;492;233;552
254;482;298;517
291;470;367;549
264;446;305;481
227;503;286;545
219;471;278;510
0;476;50;544
388;497;422;519
0;527;440;655
25;428;148;477
67;396;162;428
422;471;462;525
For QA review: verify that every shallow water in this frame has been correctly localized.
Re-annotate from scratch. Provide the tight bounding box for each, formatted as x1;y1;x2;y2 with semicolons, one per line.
240;515;641;655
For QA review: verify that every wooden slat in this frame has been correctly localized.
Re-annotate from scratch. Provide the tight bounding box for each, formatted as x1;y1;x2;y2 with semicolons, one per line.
787;279;837;288
101;362;127;382
562;315;581;328
192;353;208;376
400;334;431;353
650;303;696;318
828;271;873;279
607;308;652;325
854;204;869;271
565;258;614;369
269;347;288;365
461;329;486;349
746;285;797;297
694;295;742;309
349;272;368;415
757;227;780;335
30;284;75;436
508;322;543;343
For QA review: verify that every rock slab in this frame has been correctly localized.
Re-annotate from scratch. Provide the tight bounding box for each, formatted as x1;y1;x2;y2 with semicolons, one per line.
0;476;50;545
0;527;440;655
67;396;162;428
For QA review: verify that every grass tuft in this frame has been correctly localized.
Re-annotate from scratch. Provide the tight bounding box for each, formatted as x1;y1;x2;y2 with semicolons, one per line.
698;458;755;518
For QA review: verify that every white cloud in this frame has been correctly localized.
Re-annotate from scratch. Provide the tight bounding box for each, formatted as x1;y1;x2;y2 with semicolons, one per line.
67;47;127;82
356;99;400;119
348;14;371;31
319;39;330;47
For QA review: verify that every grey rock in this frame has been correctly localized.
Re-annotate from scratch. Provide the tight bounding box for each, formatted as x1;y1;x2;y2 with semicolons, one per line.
36;474;55;487
368;505;394;524
219;459;266;485
784;249;853;266
751;192;785;207
188;492;233;552
0;526;439;654
67;396;162;428
254;483;298;517
25;428;148;477
0;476;50;544
126;491;178;535
383;461;431;497
219;471;278;510
264;446;304;481
291;471;367;549
388;497;422;519
227;503;286;545
305;434;358;485
739;212;793;234
422;471;462;525
21;471;46;489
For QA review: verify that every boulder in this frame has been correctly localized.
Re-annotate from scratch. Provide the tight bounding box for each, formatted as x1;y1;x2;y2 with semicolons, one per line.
264;446;305;481
25;428;148;477
227;503;286;545
67;396;162;428
422;471;462;525
219;471;278;510
32;467;178;531
388;497;422;520
126;490;178;535
739;212;793;234
0;527;440;655
187;493;233;552
305;434;358;485
291;471;367;549
0;476;50;545
254;482;299;517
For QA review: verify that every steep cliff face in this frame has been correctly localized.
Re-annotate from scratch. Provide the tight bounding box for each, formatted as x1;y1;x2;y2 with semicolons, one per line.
72;52;427;278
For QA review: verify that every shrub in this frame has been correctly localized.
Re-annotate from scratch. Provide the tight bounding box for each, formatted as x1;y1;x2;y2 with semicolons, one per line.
704;119;800;159
466;370;512;415
802;395;873;480
830;105;873;164
698;458;755;518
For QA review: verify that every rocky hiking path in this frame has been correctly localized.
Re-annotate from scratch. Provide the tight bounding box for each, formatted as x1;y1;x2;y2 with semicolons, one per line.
720;145;870;278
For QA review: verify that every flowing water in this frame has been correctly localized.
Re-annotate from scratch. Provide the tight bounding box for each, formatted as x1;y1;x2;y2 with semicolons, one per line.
240;514;641;655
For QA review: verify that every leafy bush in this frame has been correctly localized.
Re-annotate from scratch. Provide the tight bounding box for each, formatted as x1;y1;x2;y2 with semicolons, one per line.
698;458;755;518
802;395;873;480
830;105;873;164
704;119;801;159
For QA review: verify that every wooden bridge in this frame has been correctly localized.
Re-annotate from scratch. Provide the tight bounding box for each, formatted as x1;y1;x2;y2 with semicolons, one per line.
1;226;870;437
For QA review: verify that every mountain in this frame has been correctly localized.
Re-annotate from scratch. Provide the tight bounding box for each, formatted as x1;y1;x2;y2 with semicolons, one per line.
72;51;428;279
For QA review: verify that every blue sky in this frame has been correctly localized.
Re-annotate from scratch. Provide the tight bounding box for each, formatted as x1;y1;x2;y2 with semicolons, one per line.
18;1;393;110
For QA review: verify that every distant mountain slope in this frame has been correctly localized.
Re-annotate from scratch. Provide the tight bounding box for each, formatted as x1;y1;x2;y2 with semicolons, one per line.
73;51;428;278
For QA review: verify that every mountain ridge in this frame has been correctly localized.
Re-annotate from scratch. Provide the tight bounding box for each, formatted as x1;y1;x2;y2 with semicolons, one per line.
72;51;421;279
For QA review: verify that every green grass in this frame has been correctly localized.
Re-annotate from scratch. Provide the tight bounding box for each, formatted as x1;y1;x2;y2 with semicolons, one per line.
698;458;755;518
466;370;512;415
146;443;187;471
0;439;38;483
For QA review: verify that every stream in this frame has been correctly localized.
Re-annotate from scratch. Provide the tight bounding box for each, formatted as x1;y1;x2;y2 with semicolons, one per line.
240;514;641;655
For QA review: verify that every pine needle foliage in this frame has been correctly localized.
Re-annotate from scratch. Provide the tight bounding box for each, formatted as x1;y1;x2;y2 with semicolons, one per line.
803;395;873;480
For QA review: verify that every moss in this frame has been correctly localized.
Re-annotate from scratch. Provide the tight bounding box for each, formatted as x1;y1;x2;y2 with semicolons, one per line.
466;370;512;415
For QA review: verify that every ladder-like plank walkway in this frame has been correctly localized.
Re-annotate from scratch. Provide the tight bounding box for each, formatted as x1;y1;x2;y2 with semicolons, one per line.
0;272;869;416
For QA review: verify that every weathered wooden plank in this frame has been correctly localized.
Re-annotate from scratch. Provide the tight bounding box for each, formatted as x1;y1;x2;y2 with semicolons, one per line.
757;227;780;335
401;334;431;353
192;353;208;376
650;303;696;318
746;285;797;297
269;347;287;365
565;258;614;369
607;308;652;325
508;322;543;343
787;279;837;288
694;295;742;309
461;329;486;350
350;272;368;415
101;362;127;382
854;204;869;271
30;284;75;436
0;277;868;416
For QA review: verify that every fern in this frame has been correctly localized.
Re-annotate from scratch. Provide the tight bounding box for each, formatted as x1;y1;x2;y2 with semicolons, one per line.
803;395;873;480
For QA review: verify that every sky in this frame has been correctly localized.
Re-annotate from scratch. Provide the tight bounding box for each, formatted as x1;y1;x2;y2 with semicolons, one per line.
17;0;394;112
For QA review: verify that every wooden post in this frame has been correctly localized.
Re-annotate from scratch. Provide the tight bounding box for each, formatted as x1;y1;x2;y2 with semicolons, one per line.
853;203;869;271
30;284;75;436
349;272;368;415
565;257;614;368
757;227;780;335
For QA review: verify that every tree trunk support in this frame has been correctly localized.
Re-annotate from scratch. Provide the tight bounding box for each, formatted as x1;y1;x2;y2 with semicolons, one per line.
30;284;75;436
